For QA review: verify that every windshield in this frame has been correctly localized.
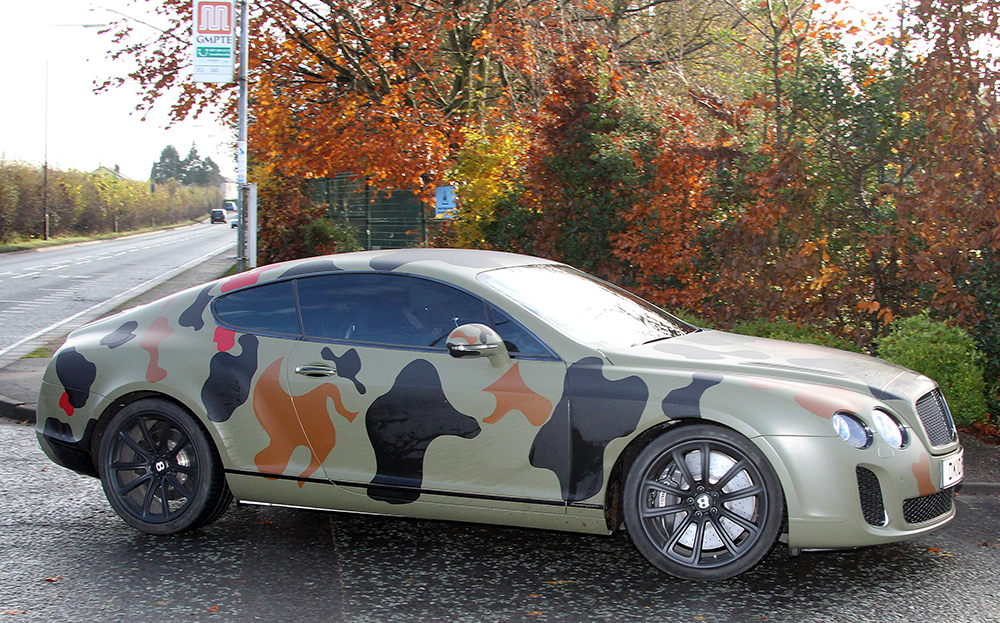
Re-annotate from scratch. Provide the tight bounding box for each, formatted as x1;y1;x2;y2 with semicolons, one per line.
478;265;694;349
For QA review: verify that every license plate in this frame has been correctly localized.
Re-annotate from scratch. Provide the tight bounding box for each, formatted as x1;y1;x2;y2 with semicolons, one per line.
942;450;964;488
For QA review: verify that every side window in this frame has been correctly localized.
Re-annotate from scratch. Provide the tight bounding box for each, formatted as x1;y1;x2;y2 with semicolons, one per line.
489;305;552;357
213;281;299;336
297;273;490;349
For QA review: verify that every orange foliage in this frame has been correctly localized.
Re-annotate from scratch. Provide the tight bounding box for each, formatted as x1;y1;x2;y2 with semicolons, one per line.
611;142;713;309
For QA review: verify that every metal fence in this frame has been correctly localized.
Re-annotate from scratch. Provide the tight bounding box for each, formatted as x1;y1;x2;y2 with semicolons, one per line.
306;175;429;250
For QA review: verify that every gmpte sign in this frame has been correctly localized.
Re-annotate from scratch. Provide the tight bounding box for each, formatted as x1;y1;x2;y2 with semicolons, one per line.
192;0;235;83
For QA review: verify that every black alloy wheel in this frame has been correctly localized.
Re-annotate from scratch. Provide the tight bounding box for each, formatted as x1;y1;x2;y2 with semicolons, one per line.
623;424;783;580
98;398;231;535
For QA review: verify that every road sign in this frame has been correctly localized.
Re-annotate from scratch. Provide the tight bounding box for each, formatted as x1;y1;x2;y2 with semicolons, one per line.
192;0;236;83
435;186;457;218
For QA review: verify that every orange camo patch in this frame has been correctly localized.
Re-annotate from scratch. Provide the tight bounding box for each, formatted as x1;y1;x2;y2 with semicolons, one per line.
745;378;785;391
911;452;935;497
746;378;865;419
482;362;553;426
140;317;173;383
793;386;866;419
252;358;358;486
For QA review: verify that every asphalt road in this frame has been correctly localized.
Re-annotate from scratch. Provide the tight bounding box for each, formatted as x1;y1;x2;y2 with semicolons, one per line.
0;223;235;368
2;419;998;623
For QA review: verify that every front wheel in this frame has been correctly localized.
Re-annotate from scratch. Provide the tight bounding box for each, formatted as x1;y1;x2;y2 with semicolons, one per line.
623;425;783;580
98;398;231;535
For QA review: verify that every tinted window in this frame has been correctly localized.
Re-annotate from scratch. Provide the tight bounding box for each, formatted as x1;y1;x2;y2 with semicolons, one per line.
488;305;551;357
213;281;299;335
297;273;490;348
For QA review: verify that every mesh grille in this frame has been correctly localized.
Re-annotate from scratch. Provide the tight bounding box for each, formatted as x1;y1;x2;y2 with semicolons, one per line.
856;467;887;526
915;390;957;447
903;487;955;524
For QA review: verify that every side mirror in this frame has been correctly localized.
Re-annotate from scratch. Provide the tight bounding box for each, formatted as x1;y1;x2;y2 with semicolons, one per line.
446;324;511;368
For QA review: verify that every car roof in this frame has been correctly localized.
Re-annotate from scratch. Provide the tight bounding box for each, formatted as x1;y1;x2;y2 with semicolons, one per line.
242;248;561;287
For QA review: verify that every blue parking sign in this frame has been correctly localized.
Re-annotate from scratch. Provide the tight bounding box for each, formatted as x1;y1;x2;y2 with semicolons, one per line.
435;186;457;218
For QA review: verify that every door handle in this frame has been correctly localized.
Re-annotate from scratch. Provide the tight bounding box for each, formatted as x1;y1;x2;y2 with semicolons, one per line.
294;364;337;378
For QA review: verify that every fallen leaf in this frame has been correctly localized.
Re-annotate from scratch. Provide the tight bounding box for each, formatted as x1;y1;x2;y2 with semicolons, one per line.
695;617;707;622
926;547;941;553
44;576;62;583
156;601;166;605
526;612;543;616
5;611;26;616
545;580;579;585
207;606;220;612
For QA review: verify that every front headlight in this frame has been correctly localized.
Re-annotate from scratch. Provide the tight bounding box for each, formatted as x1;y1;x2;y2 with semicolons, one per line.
872;408;908;448
832;412;872;449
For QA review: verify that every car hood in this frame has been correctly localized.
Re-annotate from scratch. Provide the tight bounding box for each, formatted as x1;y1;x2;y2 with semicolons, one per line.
602;329;935;402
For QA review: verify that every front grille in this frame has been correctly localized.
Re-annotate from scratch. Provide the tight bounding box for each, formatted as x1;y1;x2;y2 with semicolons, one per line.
857;467;887;526
915;389;957;447
903;487;955;524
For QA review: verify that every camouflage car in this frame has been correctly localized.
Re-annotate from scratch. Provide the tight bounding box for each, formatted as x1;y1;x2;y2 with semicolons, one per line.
36;249;964;580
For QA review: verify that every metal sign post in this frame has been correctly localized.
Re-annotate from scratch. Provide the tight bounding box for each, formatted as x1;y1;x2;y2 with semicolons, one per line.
236;0;249;272
192;0;248;271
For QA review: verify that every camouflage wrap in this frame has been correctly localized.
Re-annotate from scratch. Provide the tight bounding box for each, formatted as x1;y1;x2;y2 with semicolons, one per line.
37;249;962;548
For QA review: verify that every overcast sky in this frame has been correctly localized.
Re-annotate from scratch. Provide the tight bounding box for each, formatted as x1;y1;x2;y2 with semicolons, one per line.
0;0;899;184
0;0;233;181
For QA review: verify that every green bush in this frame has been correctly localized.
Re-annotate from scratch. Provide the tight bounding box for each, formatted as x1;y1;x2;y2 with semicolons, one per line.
731;319;861;353
303;218;362;255
878;313;988;426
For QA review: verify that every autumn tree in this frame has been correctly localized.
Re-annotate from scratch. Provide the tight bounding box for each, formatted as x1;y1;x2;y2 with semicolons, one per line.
891;0;1000;403
483;46;665;282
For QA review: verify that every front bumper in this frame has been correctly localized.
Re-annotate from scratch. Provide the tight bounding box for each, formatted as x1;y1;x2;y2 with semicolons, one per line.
759;435;962;549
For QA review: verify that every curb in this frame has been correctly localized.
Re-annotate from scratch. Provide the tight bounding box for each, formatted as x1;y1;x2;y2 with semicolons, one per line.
958;482;1000;496
0;394;35;424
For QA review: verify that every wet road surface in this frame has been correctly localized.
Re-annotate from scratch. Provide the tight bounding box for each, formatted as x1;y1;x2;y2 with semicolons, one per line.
2;419;998;622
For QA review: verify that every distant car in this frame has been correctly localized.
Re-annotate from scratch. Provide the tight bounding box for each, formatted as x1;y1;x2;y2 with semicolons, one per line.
210;208;226;224
35;249;963;580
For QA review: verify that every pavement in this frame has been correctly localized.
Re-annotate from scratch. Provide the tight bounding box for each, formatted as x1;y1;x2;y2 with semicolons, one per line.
0;253;997;496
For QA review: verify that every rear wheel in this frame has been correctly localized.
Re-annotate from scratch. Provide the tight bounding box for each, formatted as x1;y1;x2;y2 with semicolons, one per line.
623;424;782;580
98;398;231;535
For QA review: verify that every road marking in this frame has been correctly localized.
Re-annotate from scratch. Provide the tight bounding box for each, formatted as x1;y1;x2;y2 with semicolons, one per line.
0;242;234;368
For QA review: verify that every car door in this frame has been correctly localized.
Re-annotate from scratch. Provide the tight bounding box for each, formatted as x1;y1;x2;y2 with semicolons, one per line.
209;278;318;480
285;272;569;508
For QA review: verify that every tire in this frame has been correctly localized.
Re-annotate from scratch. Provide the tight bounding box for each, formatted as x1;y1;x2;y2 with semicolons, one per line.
623;424;783;581
98;398;231;535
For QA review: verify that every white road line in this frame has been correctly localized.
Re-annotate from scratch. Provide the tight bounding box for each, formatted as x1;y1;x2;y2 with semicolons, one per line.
0;242;234;367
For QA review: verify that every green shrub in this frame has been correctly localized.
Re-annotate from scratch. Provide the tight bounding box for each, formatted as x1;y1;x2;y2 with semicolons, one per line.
731;319;861;353
878;313;988;426
667;308;713;329
304;218;362;255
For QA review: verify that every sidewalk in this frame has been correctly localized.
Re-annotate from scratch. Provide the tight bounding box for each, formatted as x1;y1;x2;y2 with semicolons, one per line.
0;251;236;422
1;253;997;495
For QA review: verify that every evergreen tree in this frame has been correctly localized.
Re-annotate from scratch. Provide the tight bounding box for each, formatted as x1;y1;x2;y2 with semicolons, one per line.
151;144;225;187
150;145;181;184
